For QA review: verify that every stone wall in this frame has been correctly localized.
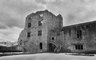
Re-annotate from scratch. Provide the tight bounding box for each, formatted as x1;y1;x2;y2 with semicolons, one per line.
18;10;63;53
62;21;96;53
18;10;96;53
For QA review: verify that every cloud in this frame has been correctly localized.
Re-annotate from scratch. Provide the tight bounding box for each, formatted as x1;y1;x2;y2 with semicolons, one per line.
0;0;46;42
0;22;8;29
35;0;56;4
0;27;22;42
1;0;96;27
0;0;96;42
0;0;45;28
2;0;44;14
36;0;96;26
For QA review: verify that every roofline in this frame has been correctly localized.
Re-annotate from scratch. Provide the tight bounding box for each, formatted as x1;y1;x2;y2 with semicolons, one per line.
62;20;96;28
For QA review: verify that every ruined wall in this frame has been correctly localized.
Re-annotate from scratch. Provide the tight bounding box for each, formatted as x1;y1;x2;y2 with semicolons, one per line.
84;22;96;52
48;29;65;53
18;10;63;53
47;14;63;52
18;10;49;53
18;10;96;53
62;21;96;53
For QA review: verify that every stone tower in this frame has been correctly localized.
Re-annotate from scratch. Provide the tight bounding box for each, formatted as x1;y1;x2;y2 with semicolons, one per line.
18;10;63;53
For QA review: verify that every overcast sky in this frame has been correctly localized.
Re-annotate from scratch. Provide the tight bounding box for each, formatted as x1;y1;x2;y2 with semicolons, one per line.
0;0;96;42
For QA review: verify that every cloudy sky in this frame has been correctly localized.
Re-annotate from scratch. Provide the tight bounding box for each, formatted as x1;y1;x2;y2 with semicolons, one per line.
0;0;96;42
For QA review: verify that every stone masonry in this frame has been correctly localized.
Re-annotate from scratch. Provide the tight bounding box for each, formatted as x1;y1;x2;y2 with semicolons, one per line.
18;10;96;53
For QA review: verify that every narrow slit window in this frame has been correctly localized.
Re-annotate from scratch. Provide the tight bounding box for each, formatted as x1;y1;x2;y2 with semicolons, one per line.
28;17;31;20
28;23;31;28
20;40;22;45
38;21;42;26
69;29;71;36
77;30;82;38
38;30;42;36
27;32;30;38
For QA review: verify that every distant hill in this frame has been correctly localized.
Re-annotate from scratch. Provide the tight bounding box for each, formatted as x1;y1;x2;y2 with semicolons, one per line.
0;41;17;47
0;41;21;52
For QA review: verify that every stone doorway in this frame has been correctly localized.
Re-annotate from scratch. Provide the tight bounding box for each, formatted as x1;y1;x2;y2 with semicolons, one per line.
40;42;42;50
48;43;56;52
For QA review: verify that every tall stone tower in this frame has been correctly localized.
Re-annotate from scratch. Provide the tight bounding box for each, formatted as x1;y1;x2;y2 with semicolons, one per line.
18;10;63;53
